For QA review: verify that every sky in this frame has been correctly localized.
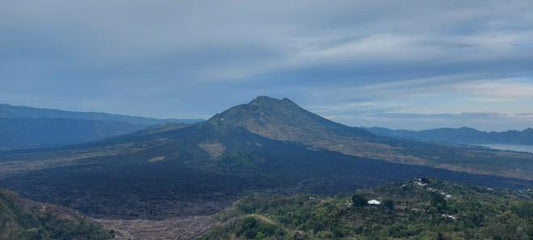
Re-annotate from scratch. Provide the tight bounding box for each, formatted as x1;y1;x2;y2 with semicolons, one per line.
1;0;533;131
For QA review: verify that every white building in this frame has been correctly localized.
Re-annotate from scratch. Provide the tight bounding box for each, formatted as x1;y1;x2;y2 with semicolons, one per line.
442;214;457;220
368;199;381;205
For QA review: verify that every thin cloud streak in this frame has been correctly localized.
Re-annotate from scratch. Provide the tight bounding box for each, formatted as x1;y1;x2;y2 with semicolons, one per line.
0;0;532;130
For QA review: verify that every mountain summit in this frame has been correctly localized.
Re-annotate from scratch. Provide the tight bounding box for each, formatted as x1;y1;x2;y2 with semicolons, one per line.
249;96;298;107
210;96;375;140
207;96;405;161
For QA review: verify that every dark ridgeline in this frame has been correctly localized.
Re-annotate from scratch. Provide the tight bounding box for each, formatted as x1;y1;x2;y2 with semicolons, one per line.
0;103;202;150
366;126;533;145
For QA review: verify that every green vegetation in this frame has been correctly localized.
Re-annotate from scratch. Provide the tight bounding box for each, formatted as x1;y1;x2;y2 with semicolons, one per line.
200;178;533;239
217;152;263;169
351;194;367;207
0;189;113;240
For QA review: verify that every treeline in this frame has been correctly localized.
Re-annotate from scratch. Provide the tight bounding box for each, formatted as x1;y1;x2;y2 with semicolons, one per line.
200;178;533;239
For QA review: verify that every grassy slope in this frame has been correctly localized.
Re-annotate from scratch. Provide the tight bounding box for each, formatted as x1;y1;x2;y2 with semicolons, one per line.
201;178;533;240
0;189;113;240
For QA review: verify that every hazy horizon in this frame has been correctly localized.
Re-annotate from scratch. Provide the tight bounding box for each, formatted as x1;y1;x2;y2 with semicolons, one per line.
1;98;532;132
2;0;532;131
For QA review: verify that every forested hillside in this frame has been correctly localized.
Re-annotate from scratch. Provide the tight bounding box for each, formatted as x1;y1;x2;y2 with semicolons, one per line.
0;189;113;240
201;178;533;239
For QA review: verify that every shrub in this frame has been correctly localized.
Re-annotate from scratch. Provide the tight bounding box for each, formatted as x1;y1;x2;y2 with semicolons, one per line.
352;194;368;207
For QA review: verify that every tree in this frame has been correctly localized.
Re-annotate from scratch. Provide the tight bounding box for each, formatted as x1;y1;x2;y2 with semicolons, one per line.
419;177;429;184
430;194;447;213
383;199;394;211
512;201;533;218
436;232;445;240
352;194;368;207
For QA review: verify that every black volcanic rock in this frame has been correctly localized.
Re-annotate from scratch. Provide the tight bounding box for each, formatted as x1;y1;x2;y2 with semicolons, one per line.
3;112;532;219
1;96;533;220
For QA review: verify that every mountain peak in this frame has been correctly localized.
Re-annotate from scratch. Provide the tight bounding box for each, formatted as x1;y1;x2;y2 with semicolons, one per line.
248;96;297;108
209;96;304;123
207;96;376;146
250;95;277;103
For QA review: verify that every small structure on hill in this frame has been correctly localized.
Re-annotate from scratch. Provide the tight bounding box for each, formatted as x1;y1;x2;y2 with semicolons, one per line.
368;199;381;205
442;214;457;220
414;177;428;187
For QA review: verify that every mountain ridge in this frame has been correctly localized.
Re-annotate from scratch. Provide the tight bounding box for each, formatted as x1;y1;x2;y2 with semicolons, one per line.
0;103;203;150
366;126;533;145
0;103;201;125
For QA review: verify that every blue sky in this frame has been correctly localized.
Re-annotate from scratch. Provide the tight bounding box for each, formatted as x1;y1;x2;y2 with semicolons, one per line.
1;0;533;131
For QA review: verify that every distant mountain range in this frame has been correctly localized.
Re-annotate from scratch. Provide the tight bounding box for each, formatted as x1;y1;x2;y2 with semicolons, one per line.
0;104;202;150
366;127;533;145
1;96;532;221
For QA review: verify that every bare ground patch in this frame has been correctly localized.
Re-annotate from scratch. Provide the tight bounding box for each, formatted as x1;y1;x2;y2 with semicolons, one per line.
95;215;218;240
197;142;225;159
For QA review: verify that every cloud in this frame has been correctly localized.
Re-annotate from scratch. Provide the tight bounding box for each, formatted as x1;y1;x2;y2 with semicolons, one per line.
454;79;533;99
337;112;533;131
0;0;532;130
